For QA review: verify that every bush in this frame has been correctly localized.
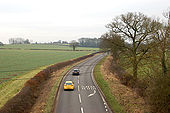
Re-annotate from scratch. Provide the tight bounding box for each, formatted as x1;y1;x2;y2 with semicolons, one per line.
109;57;148;97
146;75;170;113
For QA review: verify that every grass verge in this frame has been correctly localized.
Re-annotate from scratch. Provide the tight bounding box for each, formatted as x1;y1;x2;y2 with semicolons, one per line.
43;56;91;113
94;56;125;113
43;65;73;113
0;65;49;108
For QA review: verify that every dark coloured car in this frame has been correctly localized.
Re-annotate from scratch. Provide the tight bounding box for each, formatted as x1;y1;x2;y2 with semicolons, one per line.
72;69;80;75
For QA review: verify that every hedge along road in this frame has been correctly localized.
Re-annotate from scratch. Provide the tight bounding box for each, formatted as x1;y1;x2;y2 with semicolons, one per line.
53;53;112;113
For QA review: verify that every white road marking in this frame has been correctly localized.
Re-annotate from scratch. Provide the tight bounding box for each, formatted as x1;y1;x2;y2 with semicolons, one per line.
90;86;93;89
88;90;96;97
78;85;80;91
87;86;90;90
82;86;85;90
81;107;84;113
101;96;105;102
78;77;79;84
81;85;96;90
79;94;82;103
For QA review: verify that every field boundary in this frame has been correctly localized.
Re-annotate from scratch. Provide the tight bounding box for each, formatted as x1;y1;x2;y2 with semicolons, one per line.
0;52;101;113
0;47;98;51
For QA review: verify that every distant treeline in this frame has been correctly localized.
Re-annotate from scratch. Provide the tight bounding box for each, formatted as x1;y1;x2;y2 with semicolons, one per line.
51;38;100;48
78;38;100;48
9;38;31;44
8;38;100;48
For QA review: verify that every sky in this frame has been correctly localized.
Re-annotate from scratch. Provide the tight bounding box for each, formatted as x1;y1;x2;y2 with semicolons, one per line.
0;0;169;44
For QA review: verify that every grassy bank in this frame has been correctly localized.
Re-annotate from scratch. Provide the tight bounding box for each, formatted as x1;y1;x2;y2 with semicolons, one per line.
43;65;73;113
94;56;125;113
0;48;93;108
0;52;99;113
0;65;49;108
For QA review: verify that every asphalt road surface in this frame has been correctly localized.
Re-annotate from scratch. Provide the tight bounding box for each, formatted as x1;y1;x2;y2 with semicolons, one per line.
54;53;112;113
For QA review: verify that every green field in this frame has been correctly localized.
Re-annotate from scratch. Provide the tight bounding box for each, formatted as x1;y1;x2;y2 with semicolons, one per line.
0;49;93;81
0;44;99;51
0;44;97;107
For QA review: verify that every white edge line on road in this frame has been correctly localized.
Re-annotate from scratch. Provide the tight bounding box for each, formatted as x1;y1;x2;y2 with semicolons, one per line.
79;94;82;103
90;54;113;113
53;67;74;112
81;107;84;113
53;54;101;113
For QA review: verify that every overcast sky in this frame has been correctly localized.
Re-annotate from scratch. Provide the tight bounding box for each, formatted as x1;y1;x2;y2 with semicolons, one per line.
0;0;169;44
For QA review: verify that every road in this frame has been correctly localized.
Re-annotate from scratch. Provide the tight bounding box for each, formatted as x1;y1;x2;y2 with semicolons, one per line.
54;53;112;113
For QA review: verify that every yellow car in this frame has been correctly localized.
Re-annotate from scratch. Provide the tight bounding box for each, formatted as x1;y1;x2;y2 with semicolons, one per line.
64;81;74;90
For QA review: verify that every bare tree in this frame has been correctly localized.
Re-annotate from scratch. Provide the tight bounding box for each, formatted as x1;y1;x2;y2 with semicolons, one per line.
152;9;170;76
106;12;161;79
100;32;124;63
0;42;4;46
69;40;79;51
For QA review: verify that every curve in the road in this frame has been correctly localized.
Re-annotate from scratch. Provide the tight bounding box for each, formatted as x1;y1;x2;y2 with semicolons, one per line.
54;54;112;113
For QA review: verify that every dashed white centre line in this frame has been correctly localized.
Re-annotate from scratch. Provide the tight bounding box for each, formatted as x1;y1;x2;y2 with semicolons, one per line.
78;94;82;103
78;76;79;84
81;107;84;113
78;85;80;91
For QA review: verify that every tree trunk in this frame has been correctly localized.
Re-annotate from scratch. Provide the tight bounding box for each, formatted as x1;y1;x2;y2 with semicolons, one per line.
132;38;138;80
73;45;75;51
133;59;138;80
161;48;167;76
161;26;168;76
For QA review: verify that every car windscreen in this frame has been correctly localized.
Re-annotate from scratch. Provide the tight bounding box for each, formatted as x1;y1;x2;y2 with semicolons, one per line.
66;83;72;85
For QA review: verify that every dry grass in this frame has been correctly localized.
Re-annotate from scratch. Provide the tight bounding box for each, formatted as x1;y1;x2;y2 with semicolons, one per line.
0;66;48;108
0;52;100;113
30;56;95;113
30;69;64;113
101;56;150;113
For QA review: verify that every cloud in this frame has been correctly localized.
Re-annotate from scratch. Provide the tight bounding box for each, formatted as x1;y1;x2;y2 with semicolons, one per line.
0;0;169;44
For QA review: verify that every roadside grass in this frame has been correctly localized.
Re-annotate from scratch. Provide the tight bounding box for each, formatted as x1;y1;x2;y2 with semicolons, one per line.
43;65;73;113
0;65;49;108
94;56;125;113
0;49;93;108
0;44;99;51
